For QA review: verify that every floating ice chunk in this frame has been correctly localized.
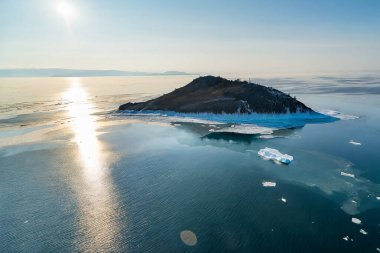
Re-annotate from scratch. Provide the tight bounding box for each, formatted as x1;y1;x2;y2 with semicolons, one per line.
180;230;197;246
262;181;276;187
341;172;355;178
376;197;380;200
349;140;362;146
258;147;293;164
343;236;349;241
376;248;380;252
259;135;276;139
209;129;215;132
281;197;287;203
351;217;362;225
320;110;358;120
359;229;368;235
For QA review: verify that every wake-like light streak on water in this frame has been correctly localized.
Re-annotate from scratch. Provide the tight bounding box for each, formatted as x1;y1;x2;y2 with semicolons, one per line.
63;78;121;251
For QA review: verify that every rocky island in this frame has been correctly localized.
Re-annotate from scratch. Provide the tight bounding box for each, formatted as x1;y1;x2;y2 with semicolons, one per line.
119;76;315;114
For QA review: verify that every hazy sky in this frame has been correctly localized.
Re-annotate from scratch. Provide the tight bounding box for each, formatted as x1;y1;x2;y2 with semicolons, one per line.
1;0;380;75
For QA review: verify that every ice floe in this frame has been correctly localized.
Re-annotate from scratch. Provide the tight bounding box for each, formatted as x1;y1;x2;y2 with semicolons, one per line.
376;197;380;200
343;236;349;241
359;229;368;235
341;172;355;178
258;147;293;164
320;110;358;120
351;217;362;225
215;124;274;135
281;197;287;203
349;140;362;146
262;181;276;187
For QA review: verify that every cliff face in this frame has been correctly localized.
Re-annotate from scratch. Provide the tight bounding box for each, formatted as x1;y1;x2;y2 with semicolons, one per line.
119;76;314;114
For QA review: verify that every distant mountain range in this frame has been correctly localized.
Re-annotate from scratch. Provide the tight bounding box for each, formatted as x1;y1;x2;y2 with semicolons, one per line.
0;68;195;77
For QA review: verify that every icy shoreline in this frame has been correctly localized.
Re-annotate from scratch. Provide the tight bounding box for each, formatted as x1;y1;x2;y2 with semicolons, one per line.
116;110;337;128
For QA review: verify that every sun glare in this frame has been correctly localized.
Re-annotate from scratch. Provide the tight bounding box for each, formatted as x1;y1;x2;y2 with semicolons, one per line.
56;1;77;22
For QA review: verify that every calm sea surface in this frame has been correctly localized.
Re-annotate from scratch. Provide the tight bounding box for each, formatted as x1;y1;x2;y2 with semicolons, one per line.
0;75;379;252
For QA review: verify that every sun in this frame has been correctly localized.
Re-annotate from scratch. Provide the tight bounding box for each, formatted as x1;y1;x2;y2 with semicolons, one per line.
56;1;78;22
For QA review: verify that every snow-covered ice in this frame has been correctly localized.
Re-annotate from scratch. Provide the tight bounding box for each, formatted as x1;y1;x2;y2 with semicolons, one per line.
262;181;276;187
320;110;358;120
258;147;293;164
351;217;362;224
215;124;274;135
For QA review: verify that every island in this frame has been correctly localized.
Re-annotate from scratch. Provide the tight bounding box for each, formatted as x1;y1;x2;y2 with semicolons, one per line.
119;76;314;114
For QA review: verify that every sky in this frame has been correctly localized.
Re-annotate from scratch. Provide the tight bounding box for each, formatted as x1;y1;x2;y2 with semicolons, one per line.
1;0;380;76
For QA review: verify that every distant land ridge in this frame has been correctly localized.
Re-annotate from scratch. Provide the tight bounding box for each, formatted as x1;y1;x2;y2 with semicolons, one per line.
0;68;194;77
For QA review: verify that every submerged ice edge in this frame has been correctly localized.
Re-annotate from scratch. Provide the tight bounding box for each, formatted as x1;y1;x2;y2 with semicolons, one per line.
115;110;337;128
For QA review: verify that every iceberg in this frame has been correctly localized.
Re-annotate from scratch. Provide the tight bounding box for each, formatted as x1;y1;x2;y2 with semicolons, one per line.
258;147;293;164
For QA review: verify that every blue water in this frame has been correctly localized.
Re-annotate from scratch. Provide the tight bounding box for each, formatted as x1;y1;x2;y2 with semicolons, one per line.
0;76;379;252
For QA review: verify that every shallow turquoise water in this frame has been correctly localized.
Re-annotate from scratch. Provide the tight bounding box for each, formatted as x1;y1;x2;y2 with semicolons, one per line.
0;76;379;252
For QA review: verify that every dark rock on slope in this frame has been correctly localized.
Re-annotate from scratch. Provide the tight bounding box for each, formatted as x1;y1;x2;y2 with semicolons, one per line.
119;76;315;114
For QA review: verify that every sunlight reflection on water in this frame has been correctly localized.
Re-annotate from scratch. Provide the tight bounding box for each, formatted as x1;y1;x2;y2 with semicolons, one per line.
63;78;121;251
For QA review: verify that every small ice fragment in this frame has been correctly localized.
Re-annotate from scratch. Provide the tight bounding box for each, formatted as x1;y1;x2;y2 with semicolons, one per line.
376;248;380;252
350;238;353;241
359;229;368;235
262;181;276;187
281;197;287;203
376;197;380;200
343;236;349;241
351;218;362;225
24;220;28;223
258;147;293;164
349;140;362;146
351;200;357;203
341;172;355;178
209;129;215;132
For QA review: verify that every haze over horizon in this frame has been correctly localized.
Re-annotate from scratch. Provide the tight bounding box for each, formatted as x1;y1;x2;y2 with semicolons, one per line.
1;0;380;76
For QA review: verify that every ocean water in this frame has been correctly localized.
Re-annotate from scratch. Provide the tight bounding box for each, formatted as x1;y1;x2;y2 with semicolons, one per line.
0;75;379;252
